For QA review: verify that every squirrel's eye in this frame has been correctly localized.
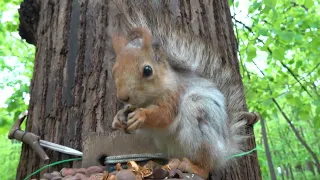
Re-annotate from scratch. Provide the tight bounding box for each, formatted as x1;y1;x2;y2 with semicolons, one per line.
143;65;153;77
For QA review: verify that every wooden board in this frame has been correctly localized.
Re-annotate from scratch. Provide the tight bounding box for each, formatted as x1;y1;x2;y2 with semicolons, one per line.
81;131;161;168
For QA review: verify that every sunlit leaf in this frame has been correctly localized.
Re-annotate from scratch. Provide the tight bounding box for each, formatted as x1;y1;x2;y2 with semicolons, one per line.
247;45;257;62
304;0;314;8
272;47;285;60
264;0;277;7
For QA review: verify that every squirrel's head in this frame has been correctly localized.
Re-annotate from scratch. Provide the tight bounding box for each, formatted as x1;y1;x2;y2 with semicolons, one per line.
111;27;173;107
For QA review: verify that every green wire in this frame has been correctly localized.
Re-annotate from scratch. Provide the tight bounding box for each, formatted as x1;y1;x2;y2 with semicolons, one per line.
23;158;82;180
23;147;258;179
226;147;258;160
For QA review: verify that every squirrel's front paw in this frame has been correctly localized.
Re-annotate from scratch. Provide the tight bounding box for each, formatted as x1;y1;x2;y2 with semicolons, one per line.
112;104;135;130
126;108;146;131
112;114;126;130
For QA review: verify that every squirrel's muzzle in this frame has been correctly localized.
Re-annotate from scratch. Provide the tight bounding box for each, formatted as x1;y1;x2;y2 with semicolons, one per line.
117;93;130;103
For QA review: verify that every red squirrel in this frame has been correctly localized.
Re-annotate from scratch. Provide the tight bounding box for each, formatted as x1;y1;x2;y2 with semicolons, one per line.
110;27;257;179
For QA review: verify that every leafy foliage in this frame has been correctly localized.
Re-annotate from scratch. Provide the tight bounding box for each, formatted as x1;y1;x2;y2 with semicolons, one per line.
0;0;34;179
231;0;320;179
0;135;22;180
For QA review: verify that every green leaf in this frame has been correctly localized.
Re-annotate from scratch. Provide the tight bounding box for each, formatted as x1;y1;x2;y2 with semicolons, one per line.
235;1;239;7
252;1;261;10
294;34;304;41
263;99;273;106
304;0;314;8
279;31;295;42
288;60;294;64
261;5;271;14
247;45;257;62
295;61;303;68
297;0;306;4
300;111;310;120
264;38;273;46
272;47;285;60
264;0;277;7
312;100;320;106
314;114;320;129
258;28;269;36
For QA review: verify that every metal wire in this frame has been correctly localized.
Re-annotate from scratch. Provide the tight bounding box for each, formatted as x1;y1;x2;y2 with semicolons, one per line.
104;153;167;164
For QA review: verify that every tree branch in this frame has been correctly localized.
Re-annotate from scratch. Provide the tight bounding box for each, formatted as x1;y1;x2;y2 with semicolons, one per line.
246;49;319;173
305;62;320;78
234;19;313;98
272;98;320;174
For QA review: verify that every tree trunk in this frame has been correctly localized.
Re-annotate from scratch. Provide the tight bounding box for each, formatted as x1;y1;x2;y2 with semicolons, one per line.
280;168;285;180
261;117;277;180
16;0;261;179
289;165;294;180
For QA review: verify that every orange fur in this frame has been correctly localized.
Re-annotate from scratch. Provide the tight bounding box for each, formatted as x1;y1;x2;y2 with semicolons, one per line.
142;88;182;129
181;158;210;179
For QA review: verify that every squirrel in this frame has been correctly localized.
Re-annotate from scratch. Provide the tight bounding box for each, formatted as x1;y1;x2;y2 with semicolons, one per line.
110;27;258;179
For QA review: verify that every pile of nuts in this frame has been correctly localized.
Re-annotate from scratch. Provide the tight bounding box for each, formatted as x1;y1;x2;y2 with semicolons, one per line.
34;160;203;180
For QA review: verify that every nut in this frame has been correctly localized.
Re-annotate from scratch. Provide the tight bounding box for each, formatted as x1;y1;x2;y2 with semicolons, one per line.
74;168;87;175
86;166;104;176
61;168;76;177
43;173;55;180
152;167;168;179
140;168;152;178
127;161;139;172
116;170;136;180
116;163;122;171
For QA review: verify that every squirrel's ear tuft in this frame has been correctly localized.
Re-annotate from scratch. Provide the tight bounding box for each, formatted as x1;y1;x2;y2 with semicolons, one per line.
112;34;128;54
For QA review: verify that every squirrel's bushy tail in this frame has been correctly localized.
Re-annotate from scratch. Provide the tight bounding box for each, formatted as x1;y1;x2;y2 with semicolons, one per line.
225;111;259;166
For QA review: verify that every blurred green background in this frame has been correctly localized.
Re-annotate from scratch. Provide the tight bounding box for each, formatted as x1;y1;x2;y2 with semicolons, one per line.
0;0;319;179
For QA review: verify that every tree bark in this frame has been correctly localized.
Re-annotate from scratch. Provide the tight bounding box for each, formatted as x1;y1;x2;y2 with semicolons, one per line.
16;0;261;179
261;117;277;180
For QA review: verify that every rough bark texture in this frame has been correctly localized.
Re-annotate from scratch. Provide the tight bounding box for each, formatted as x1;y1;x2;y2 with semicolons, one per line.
17;0;261;179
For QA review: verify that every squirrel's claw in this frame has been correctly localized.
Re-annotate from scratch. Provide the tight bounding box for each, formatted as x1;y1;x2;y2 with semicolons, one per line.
111;115;126;130
112;104;138;131
126;108;146;131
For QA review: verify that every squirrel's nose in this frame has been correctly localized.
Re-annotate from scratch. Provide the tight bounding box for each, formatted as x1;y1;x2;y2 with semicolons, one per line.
117;94;130;103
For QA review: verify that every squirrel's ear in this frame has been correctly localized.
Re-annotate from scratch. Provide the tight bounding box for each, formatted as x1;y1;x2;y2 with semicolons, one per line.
128;27;152;52
112;34;127;54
